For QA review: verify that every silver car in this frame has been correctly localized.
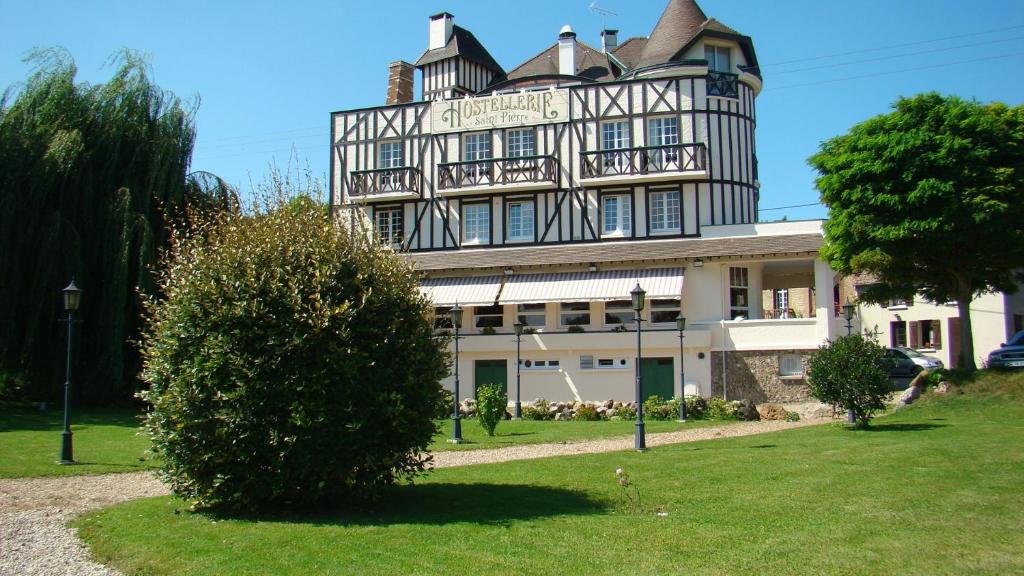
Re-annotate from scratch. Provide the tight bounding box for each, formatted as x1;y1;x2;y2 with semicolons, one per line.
886;347;943;378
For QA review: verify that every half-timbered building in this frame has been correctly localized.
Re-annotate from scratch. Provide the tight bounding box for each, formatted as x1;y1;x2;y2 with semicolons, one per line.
330;0;855;404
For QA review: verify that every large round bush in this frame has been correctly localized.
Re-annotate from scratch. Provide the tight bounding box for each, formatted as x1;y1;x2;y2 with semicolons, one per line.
140;196;448;511
808;334;891;427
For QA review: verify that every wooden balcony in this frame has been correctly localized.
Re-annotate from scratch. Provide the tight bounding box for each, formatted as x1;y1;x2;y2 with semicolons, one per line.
437;155;557;194
579;143;707;182
707;71;739;98
348;167;420;200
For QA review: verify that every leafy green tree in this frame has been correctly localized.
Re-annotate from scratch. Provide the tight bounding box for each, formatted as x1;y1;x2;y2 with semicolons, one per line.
0;49;234;403
808;335;891;428
140;183;448;511
809;93;1024;370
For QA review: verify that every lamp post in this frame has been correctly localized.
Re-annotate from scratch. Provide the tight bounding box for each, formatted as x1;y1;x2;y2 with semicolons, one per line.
842;300;856;424
631;283;646;451
448;304;464;443
59;280;82;465
675;314;687;421
513;321;523;419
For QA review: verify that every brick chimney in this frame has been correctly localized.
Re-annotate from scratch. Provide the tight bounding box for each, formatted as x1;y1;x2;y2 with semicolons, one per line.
386;61;415;105
558;25;576;76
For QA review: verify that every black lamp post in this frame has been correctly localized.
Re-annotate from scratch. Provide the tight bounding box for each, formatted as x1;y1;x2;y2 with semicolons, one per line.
631;283;646;451
842;300;856;423
676;314;687;421
59;279;82;465
513;321;523;419
448;304;464;443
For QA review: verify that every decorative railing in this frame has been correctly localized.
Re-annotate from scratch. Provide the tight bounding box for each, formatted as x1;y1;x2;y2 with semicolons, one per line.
707;71;739;98
437;155;556;190
348;167;419;197
580;143;707;179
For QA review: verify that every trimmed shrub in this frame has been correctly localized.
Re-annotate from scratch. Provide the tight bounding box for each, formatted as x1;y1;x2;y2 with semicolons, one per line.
618;403;638;420
643;395;678;421
139;190;448;511
573;404;601;421
808;334;890;428
522;398;553;420
706;397;739;420
476;383;507;436
684;395;708;419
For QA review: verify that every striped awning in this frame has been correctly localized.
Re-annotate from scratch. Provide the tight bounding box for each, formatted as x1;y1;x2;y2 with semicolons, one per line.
500;268;683;304
419;275;503;307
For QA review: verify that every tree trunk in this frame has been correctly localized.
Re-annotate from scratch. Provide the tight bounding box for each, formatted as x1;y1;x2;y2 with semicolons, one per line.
956;292;976;371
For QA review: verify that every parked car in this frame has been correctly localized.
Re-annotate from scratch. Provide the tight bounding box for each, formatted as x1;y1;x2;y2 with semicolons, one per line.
886;347;943;378
987;330;1024;369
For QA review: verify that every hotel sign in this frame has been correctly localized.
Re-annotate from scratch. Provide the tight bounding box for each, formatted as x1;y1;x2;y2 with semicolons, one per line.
430;89;569;133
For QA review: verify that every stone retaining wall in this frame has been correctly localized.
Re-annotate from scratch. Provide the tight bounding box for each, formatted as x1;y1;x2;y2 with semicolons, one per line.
710;350;813;403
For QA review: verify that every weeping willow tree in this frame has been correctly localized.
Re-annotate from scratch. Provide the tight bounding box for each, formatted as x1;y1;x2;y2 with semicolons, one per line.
0;49;235;404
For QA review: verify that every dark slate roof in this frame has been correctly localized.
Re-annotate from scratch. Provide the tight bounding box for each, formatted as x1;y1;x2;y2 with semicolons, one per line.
406;234;823;272
610;37;648;70
505;40;615;82
637;0;708;69
414;25;504;74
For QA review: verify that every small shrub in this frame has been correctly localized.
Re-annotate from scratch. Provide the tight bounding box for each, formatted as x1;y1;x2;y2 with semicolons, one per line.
706;397;739;420
476;383;507;436
522;398;553;420
784;411;801;422
573;404;600;421
684;395;708;419
642;395;678;421
808;334;891;428
618;403;637;420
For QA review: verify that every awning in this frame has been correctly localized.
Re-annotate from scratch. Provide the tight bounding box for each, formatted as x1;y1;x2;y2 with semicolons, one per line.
419;275;503;307
500;268;683;304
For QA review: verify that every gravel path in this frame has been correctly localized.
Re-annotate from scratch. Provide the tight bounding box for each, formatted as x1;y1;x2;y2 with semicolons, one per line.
0;414;830;576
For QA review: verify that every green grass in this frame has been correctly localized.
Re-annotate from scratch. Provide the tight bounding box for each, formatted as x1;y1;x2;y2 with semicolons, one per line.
76;371;1024;575
0;403;157;478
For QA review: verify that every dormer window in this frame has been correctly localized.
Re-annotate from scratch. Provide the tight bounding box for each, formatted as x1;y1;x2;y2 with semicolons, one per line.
705;45;731;73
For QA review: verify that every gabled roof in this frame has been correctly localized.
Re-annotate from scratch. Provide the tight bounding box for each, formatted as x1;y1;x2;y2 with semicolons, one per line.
414;25;504;74
505;40;614;82
634;0;757;72
610;37;648;70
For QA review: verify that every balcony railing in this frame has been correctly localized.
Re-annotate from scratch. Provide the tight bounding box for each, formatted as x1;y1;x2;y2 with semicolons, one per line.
707;71;739;98
349;167;419;197
437;155;557;190
580;143;707;179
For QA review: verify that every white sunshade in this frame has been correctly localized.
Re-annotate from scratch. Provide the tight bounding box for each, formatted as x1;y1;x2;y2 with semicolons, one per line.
419;275;503;307
500;268;683;304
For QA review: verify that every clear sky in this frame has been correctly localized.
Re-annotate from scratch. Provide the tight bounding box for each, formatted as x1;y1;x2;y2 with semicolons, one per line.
2;0;1022;222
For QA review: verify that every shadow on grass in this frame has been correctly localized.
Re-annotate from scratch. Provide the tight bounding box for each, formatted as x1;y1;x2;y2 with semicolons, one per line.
0;406;142;432
212;483;607;527
861;422;948;433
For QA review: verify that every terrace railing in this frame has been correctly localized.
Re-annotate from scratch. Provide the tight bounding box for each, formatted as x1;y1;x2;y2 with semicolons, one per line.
580;143;707;179
348;167;419;197
438;155;557;190
707;71;739;98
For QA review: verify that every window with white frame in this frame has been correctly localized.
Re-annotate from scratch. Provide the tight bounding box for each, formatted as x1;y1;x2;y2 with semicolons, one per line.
580;355;629;370
774;289;789;311
705;45;731;73
520;359;560;370
779;354;803;377
506;129;536;158
463;132;492;182
650;299;681;324
378;141;403;168
647;116;680;169
604;300;634;326
602;194;632;236
649;191;681;233
601;120;631;173
516;303;546;328
730;267;749;320
506;200;534;242
462;203;490;244
560;302;590;327
374;206;403;248
473;304;503;329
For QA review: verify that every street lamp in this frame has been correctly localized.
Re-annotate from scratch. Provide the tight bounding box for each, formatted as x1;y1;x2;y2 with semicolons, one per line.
630;283;646;451
448;303;464;443
59;279;82;465
675;314;687;421
513;321;523;419
842;300;856;423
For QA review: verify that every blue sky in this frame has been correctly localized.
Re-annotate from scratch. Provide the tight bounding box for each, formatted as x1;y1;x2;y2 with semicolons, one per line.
2;0;1022;222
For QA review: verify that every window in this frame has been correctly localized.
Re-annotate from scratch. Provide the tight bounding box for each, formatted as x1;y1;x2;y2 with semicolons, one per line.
506;201;534;242
650;299;681;324
433;306;453;330
473;304;503;329
887;297;912;309
506;129;536;158
378;141;403;168
705;45;731;73
647;117;680;169
581;355;629;370
516;303;546;328
375;206;403;248
601;121;631;174
463;133;492;183
779;354;803;377
604;300;634;326
729;267;749;320
602;194;632;236
462;203;490;244
520;359;560;370
649;191;681;233
910;320;942;349
891;320;908;348
560;302;590;327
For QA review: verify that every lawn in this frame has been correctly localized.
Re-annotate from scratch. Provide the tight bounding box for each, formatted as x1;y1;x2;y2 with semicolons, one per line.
75;371;1024;575
0;403;157;478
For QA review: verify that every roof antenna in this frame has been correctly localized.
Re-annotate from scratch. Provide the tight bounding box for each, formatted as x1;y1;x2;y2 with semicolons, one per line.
588;2;618;30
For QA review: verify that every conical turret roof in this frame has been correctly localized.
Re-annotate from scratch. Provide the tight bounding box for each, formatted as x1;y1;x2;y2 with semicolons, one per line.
637;0;709;68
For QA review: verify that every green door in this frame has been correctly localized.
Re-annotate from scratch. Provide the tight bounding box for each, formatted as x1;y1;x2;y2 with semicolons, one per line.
474;359;508;397
641;357;675;401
